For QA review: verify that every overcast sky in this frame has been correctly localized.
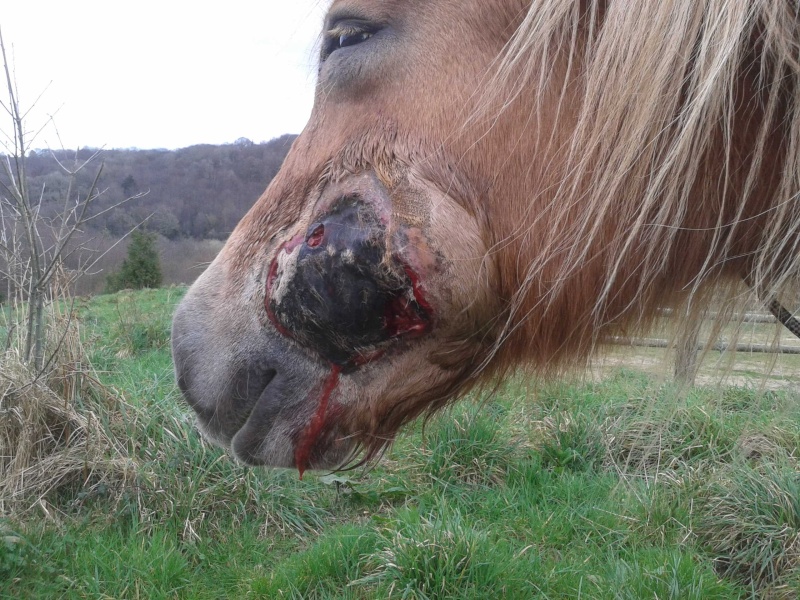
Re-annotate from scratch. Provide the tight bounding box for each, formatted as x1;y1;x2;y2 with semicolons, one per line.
2;1;328;150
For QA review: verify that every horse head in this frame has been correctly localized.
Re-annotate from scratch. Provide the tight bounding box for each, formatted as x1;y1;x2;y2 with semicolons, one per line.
173;0;799;472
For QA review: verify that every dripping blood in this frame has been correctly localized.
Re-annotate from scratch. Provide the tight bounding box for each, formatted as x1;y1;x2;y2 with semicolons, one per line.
295;365;341;478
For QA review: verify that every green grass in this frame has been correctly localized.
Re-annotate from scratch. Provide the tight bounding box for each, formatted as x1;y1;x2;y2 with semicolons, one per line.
3;287;800;598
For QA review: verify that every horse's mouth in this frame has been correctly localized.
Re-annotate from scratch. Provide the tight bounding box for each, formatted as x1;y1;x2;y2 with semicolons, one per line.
182;366;279;456
192;366;354;472
175;183;439;473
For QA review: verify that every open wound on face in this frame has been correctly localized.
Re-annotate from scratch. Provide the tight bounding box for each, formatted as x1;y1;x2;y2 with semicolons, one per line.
265;192;433;474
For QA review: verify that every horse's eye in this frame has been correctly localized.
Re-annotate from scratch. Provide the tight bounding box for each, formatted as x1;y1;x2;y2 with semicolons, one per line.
323;23;377;60
338;32;372;49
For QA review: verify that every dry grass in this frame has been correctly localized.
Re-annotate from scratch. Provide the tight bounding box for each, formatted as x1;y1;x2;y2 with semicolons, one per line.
0;303;137;518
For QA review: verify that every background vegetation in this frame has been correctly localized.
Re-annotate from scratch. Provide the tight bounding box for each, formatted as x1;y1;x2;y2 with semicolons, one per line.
2;287;799;598
17;135;295;240
105;231;163;293
0;136;294;298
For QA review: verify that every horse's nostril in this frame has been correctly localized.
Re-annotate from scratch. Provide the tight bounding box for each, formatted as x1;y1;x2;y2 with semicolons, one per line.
306;224;325;248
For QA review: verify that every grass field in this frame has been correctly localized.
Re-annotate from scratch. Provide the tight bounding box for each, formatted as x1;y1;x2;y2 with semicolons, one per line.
2;288;800;598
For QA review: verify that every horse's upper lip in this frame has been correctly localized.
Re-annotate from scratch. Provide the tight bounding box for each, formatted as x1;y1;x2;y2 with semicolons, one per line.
187;366;278;446
229;379;282;464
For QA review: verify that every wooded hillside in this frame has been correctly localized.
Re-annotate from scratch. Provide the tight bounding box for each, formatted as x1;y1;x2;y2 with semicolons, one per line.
22;134;296;239
0;135;296;295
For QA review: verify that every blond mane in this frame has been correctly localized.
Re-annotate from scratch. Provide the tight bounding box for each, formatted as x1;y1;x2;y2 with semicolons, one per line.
484;0;800;369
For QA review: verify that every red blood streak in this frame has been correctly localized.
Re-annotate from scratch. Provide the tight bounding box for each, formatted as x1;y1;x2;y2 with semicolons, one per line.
295;365;341;478
403;263;434;316
306;224;325;248
385;263;434;337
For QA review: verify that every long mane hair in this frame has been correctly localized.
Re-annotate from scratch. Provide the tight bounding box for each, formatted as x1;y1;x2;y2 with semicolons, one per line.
482;0;800;372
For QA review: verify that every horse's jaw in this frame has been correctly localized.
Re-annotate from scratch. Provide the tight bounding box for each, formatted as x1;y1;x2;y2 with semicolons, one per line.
172;168;498;472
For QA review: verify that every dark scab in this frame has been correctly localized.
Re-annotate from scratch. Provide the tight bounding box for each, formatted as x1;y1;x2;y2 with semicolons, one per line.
268;198;430;367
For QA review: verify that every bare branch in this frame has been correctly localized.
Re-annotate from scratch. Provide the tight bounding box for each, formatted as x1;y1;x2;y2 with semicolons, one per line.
49;146;104;176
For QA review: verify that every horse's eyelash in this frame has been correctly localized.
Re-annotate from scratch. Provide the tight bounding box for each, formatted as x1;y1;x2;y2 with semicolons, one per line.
327;25;369;39
325;23;378;40
321;23;378;61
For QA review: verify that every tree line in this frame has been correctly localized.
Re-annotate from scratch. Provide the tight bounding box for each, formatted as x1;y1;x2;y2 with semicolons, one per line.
18;135;296;240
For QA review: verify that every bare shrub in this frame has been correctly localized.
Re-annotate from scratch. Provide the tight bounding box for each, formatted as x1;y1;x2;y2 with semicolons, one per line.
0;291;137;516
0;31;138;516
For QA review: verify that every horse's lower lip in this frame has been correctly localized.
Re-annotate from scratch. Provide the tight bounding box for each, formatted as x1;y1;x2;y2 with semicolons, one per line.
230;368;305;466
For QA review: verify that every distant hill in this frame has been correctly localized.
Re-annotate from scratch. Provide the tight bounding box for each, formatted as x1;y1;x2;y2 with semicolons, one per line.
23;134;297;239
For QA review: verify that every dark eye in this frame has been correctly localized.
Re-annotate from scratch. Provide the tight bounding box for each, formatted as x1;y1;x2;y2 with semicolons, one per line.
322;23;377;60
338;31;372;49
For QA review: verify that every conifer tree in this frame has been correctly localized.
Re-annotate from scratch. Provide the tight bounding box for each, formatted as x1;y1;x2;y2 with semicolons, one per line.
106;231;162;292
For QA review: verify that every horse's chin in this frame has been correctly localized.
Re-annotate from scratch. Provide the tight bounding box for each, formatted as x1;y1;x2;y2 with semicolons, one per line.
196;423;353;472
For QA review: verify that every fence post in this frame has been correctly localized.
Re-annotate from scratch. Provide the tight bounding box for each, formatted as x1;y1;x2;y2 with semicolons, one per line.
673;315;701;385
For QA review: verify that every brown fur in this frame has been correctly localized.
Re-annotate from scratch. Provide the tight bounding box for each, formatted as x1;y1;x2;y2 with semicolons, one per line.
173;0;800;468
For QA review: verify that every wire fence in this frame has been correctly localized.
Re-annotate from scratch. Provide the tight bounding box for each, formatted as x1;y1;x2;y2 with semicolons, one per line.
610;309;800;384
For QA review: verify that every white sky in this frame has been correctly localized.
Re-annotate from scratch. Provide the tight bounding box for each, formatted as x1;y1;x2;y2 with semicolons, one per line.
2;1;329;150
